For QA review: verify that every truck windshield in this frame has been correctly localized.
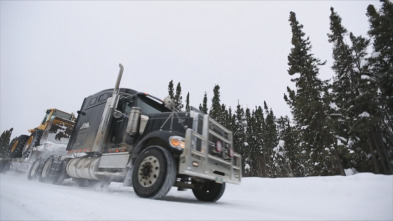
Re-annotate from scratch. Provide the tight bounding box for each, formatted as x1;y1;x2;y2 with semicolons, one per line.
136;94;170;114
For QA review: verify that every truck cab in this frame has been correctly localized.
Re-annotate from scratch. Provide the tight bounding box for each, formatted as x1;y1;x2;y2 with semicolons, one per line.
39;64;242;202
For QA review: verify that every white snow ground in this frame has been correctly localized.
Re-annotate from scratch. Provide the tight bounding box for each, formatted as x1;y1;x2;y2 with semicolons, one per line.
1;171;392;220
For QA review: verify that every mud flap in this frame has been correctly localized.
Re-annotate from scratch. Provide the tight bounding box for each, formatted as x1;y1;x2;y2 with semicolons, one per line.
123;163;133;186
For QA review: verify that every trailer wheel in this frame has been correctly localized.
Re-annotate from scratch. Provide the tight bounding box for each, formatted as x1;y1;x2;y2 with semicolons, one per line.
132;146;176;199
192;180;226;202
27;159;42;180
39;157;66;185
22;131;43;158
39;158;54;183
9;135;29;158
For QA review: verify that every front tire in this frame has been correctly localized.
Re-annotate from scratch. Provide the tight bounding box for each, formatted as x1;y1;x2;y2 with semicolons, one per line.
132;146;176;199
9;135;29;158
22;131;43;158
192;180;226;202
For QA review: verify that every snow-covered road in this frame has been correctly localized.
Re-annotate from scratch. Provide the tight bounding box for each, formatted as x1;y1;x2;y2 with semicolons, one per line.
1;171;392;220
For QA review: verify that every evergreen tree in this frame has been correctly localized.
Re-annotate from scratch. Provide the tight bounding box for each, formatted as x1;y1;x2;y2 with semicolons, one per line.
0;128;13;157
174;82;184;111
168;80;174;100
327;7;358;175
286;11;335;176
199;92;208;114
233;103;248;175
367;0;393;116
262;103;278;176
328;6;392;174
275;116;299;177
244;108;257;176
209;85;225;124
367;0;393;174
253;106;266;177
167;80;184;111
185;92;190;112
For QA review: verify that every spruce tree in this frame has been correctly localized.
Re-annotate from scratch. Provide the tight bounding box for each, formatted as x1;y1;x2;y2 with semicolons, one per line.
286;11;335;176
168;80;174;100
263;103;278;176
328;7;358;175
367;0;393;116
275;116;299;177
367;0;393;174
0;128;13;157
244;108;257;176
254;106;266;177
185;92;190;112
199;92;208;114
209;85;225;124
234;103;248;175
174;82;183;111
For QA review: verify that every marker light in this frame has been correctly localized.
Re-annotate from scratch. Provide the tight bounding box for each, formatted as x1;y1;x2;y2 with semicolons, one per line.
228;146;235;158
215;141;223;153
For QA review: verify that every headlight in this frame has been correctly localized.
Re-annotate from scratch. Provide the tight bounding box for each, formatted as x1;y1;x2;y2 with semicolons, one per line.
169;136;186;150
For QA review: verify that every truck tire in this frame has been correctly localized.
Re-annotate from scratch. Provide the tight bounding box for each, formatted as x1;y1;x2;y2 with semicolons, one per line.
192;180;226;202
132;146;176;199
52;161;67;185
39;157;66;185
22;130;43;158
39;158;54;183
27;159;43;180
9;135;29;158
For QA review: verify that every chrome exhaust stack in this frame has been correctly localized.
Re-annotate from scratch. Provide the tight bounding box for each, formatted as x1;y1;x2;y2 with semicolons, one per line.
92;64;124;152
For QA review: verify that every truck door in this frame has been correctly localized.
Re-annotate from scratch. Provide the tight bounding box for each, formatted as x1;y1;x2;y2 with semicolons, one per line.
66;92;111;152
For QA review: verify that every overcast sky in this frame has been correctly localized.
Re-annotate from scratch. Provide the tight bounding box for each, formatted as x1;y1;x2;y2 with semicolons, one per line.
1;1;381;138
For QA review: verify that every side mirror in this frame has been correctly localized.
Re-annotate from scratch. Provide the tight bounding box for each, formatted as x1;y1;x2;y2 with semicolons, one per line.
113;110;123;119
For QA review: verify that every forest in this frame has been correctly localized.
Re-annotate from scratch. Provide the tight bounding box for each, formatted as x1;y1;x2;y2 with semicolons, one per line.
1;0;392;177
165;0;393;177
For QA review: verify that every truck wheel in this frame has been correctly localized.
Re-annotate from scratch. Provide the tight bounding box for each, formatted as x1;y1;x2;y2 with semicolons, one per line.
39;157;66;185
9;135;29;158
39;158;54;183
27;159;43;180
132;146;176;199
52;161;67;185
22;130;43;158
192;180;226;202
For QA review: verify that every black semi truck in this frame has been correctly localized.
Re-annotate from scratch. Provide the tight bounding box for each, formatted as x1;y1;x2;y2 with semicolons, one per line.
30;64;242;202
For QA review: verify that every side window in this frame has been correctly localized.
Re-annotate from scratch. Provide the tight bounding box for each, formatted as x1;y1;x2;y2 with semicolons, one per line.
99;94;109;102
90;97;97;106
41;110;51;125
117;100;133;116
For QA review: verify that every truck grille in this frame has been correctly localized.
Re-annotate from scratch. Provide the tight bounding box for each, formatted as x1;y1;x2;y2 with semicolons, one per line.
178;110;242;184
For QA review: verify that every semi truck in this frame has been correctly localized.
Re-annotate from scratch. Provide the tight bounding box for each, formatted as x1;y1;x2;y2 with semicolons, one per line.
0;109;75;173
22;64;242;202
